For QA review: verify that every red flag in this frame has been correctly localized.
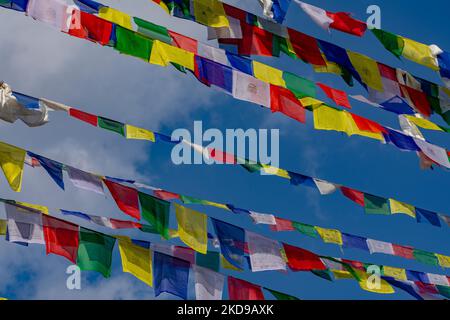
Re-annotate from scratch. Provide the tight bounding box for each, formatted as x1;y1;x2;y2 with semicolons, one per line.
153;189;180;201
269;217;295;232
42;215;79;264
392;244;414;259
228;277;265;300
239;23;273;57
208;148;237;164
168;31;198;53
68;10;113;46
317;83;351;108
340;187;365;206
415;282;439;295
282;243;327;271
402;86;432;117
378;63;397;81
104;179;140;220
288;29;326;66
69;108;98;127
351;113;386;134
270;85;306;123
109;218;142;229
327;12;367;37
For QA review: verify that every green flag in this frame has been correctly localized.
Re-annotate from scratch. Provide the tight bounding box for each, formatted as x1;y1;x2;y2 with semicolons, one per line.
283;72;316;99
138;192;170;239
114;26;153;61
437;285;450;299
292;222;319;238
364;194;390;215
180;195;207;205
311;269;333;281
266;288;299;300
98;117;125;136
133;17;172;43
196;251;220;272
413;249;439;266
77;228;116;278
371;29;404;58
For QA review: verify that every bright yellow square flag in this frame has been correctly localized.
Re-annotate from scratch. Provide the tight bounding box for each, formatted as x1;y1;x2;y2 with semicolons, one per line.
150;40;195;71
175;204;208;254
313;105;348;133
118;239;153;286
300;97;323;107
389;199;416;218
313;55;342;75
405;115;444;131
401;37;439;70
357;270;395;294
436;254;450;268
0;142;26;192
261;164;290;179
315;227;343;245
98;7;133;30
252;61;286;88
193;0;229;28
16;202;49;215
347;51;383;91
0;220;6;236
125;125;156;142
383;266;407;281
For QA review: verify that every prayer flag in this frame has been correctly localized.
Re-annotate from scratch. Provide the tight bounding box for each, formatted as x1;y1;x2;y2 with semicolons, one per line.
247;231;286;272
288;29;325;66
193;0;229;27
296;1;333;31
282;243;326;271
0;142;26;192
340;186;365;206
389;199;416;218
292;222;318;238
228;277;265;300
26;0;69;31
313;179;337;195
68;108;98;126
253;61;286;87
77;227;116;278
196;251;220;271
317;82;350;108
347;51;383;91
67;166;104;195
212;218;245;270
125;125;155;142
237;23;274;57
413;249;438;266
42;215;79;263
175;203;208;254
357;270;395;294
104;179;140;219
154;252;190;300
415;208;441;227
98;6;132;29
435;254;450;268
232;70;271;107
68;10;112;45
282;72;316;98
270;85;305;123
138;192;170;239
342;233;369;251
193;265;224;300
249;212;276;225
118;238;153;286
5;203;44;244
315;227;343;245
364;194;390;215
393;244;414;259
312;105;348;133
154;189;180;201
150;40;195;71
401;37;439;70
367;239;394;255
98;117;125;136
371;29;404;58
134;17;171;44
383;266;407;281
29;153;64;190
114;26;153;61
270;217;295;231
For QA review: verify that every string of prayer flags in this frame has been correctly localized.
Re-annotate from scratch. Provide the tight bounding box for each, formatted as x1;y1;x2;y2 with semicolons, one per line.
42;215;79;263
295;1;367;36
103;179;140;220
0;142;26;192
76;227;116;278
138;192;170;239
228;276;265;300
212;218;245;270
153;251;190;300
118;237;153;286
175;203;208;254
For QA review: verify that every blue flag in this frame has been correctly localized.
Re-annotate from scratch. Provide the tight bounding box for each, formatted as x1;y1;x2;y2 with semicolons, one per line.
12;92;40;109
28;152;65;190
195;57;233;93
212;218;245;270
154;252;190;300
382;129;420;151
415;208;441;227
342;233;369;251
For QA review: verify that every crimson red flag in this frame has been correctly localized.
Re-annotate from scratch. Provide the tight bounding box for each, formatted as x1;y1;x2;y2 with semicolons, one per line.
228;277;265;300
43;215;79;264
153;189;180;201
340;186;365;206
282;243;327;271
327;12;367;37
168;31;198;53
351;113;386;134
68;10;113;46
69;108;98;127
270;85;306;123
104;179;140;220
317;83;351;109
288;29;326;66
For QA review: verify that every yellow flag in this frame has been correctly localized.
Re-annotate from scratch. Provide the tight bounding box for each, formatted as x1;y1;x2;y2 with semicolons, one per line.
313;55;342;75
389;199;416;218
175;204;208;254
405;115;444;131
15;202;49;215
125;125;156;142
401;37;439;70
0;219;6;236
221;254;241;271
0;142;26;192
150;40;195;71
118;239;153;286
193;0;229;27
332;270;353;280
157;1;170;14
315;227;343;245
383;266;407;281
261;164;290;179
252;61;286;87
313;105;348;133
436;254;450;268
98;7;133;30
347;51;383;91
356;270;395;294
300;97;323;107
203;201;229;211
344;111;384;141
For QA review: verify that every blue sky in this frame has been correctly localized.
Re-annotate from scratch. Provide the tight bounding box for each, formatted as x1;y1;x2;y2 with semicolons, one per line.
0;0;448;300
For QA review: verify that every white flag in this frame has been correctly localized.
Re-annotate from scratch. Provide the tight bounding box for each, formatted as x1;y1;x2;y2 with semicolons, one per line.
426;273;449;286
249;211;276;225
232;70;271;108
67;166;105;195
295;1;333;31
193;266;224;300
198;43;230;66
367;239;394;255
26;0;70;31
414;138;450;169
313;179;337;195
247;231;286;272
5;203;45;244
